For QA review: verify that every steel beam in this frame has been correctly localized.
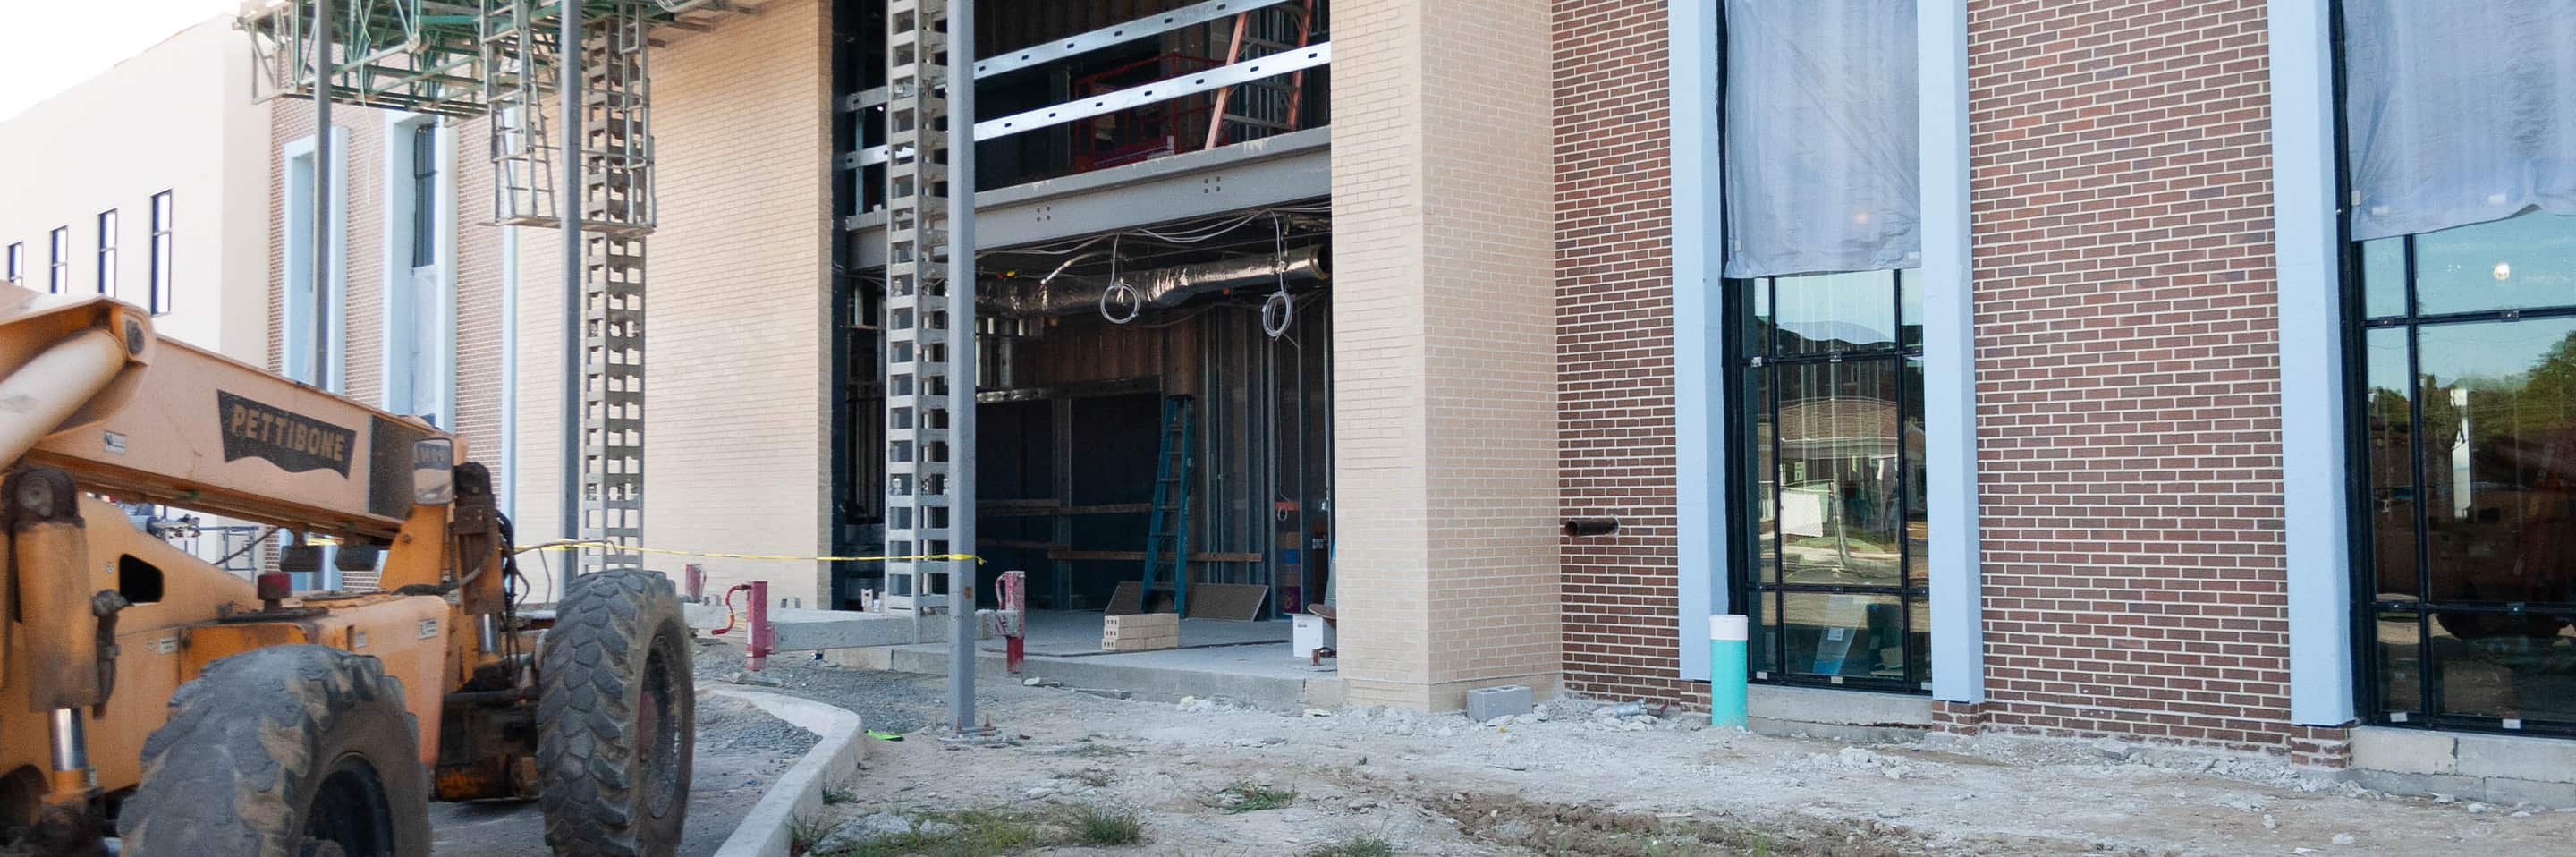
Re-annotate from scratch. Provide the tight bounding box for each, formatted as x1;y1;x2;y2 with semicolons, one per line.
970;0;1303;79
946;0;980;737
849;127;1329;267
848;42;1331;163
978;42;1328;140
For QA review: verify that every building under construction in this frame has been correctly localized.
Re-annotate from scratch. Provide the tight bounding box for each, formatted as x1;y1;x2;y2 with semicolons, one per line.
231;0;2576;802
241;0;1392;684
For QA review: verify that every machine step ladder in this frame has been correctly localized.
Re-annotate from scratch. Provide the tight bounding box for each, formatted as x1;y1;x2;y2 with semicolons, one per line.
1203;0;1318;149
1140;396;1197;615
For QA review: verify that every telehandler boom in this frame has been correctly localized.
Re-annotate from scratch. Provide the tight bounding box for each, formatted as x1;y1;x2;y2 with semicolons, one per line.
0;282;695;856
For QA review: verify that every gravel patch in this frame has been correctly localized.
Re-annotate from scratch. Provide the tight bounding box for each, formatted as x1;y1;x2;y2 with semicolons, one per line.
693;692;819;756
689;639;954;734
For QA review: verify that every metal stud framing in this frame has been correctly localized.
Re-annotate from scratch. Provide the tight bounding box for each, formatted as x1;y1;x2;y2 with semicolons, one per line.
881;0;954;614
575;4;655;573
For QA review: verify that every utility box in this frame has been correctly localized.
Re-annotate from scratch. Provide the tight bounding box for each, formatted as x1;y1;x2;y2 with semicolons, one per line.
1292;613;1335;658
1466;684;1535;721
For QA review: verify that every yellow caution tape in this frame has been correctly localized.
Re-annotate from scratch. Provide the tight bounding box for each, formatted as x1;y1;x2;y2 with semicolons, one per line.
513;539;983;564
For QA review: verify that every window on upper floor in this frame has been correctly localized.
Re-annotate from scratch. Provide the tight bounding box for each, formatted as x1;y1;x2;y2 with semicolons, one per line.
5;242;21;285
48;226;69;294
96;209;116;296
150;191;174;314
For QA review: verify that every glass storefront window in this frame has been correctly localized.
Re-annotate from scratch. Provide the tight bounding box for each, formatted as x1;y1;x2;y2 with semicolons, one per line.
1735;270;1928;692
2356;212;2576;734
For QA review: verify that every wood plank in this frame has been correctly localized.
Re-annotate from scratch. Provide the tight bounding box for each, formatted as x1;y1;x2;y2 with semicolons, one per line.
1184;583;1269;621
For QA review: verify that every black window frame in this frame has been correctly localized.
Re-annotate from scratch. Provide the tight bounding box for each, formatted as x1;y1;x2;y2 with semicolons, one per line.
1713;3;1931;696
5;242;21;284
95;208;116;296
2336;2;2576;739
1725;270;1931;695
149;190;174;314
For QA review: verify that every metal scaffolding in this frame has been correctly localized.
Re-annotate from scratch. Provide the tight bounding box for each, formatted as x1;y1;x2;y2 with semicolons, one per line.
239;0;735;580
878;0;954;615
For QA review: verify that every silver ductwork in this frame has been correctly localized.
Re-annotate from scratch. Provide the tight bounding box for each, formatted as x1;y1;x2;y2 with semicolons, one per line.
983;243;1329;317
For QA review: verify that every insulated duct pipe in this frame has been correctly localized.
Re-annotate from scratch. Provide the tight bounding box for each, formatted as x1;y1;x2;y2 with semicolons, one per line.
985;243;1329;317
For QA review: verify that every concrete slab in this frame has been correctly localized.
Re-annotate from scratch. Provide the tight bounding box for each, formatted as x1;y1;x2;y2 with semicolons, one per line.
2350;726;2458;776
685;603;945;650
2453;731;2576;785
1748;684;1936;727
2348;725;2576;808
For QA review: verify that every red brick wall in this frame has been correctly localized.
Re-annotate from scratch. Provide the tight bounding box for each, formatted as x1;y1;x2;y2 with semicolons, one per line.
1965;0;2322;756
1551;0;1690;704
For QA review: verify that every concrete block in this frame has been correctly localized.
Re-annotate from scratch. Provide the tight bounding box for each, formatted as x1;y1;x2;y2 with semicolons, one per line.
2350;726;2458;776
1103;634;1179;652
1102;613;1182;650
1465;684;1534;721
2453;732;2576;785
1103;613;1178;633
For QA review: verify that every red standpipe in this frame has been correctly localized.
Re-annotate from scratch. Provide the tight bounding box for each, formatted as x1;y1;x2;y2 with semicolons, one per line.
747;580;774;672
1000;570;1027;675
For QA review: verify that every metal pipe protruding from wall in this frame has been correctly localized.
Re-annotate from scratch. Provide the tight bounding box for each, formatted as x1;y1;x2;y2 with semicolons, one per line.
983;243;1329;317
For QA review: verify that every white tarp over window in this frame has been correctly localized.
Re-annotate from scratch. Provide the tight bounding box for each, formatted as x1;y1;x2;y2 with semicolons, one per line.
1723;0;1920;278
2342;0;2576;241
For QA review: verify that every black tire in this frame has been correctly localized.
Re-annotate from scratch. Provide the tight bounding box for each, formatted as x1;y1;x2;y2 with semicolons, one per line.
538;569;694;857
116;645;428;857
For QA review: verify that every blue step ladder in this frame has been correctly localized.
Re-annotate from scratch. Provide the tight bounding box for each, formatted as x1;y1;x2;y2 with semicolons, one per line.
1140;396;1196;615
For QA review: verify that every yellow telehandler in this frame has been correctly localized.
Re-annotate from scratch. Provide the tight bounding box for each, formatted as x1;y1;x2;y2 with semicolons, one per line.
0;281;694;856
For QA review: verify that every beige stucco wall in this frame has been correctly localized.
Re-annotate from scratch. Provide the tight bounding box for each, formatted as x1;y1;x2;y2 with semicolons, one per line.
511;0;836;603
1328;0;1563;711
0;16;271;362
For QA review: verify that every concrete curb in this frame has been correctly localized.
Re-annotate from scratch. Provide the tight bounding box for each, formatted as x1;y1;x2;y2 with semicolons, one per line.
706;688;867;857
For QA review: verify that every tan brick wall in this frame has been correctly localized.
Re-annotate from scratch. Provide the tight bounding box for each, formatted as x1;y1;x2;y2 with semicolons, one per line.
511;0;835;604
1331;0;1562;711
268;105;506;590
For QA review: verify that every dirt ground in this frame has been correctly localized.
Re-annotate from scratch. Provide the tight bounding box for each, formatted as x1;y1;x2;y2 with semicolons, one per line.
703;650;2573;857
